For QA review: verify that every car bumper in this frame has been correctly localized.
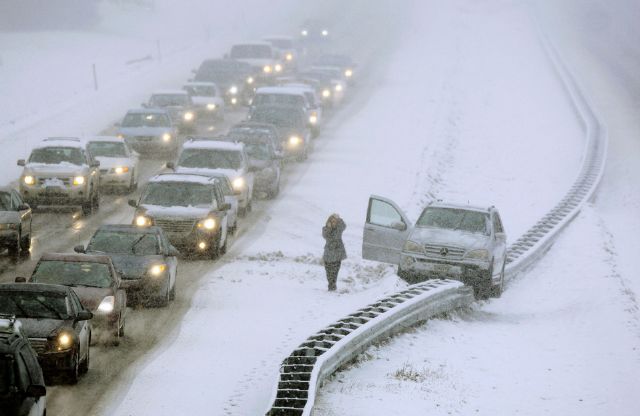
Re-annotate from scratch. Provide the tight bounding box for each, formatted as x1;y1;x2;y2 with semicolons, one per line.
164;229;219;252
21;186;88;205
99;171;132;188
254;172;278;191
120;276;168;303
91;310;120;333
125;137;177;154
37;349;76;373
0;230;18;246
400;253;491;283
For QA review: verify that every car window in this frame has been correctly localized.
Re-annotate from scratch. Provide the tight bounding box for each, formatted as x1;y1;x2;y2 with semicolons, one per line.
184;85;216;97
493;213;504;233
88;230;160;255
213;185;225;207
149;94;189;107
254;94;304;107
368;199;403;228
178;149;243;170
88;142;128;158
249;108;304;128
28;147;85;165
0;291;70;320
417;207;490;235
244;143;271;160
141;182;215;208
122;113;171;128
0;192;11;211
31;260;113;288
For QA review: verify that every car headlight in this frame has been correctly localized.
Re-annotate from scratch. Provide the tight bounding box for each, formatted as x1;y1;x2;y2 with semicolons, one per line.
197;217;216;230
23;175;35;185
206;103;216;111
334;84;343;92
345;68;353;77
465;249;489;260
73;176;86;186
229;85;238;95
55;331;74;351
274;63;283;72
321;29;329;37
285;53;293;61
183;111;195;121
403;240;423;253
97;296;115;313
117;134;124;139
246;76;254;84
231;97;238;105
263;65;272;74
135;215;152;227
149;264;167;276
232;177;246;191
309;115;318;124
162;133;172;142
301;29;308;37
288;135;302;146
114;166;129;174
322;89;331;98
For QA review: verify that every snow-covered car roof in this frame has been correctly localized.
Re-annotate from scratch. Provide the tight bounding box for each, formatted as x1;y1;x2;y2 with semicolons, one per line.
148;173;219;185
150;90;189;96
232;41;272;47
280;83;316;93
34;137;85;149
126;108;169;115
255;86;307;96
428;201;494;213
183;81;218;87
183;139;244;151
85;136;124;143
39;252;113;265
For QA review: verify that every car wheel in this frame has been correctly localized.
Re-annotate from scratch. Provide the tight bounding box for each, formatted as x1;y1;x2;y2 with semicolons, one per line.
19;232;31;255
220;232;228;255
268;181;280;199
169;277;176;301
397;266;411;283
491;263;505;298
81;190;94;216
128;170;137;193
67;350;80;384
92;188;100;210
7;233;20;259
118;317;126;337
474;263;494;300
246;199;253;213
156;284;170;307
79;345;89;374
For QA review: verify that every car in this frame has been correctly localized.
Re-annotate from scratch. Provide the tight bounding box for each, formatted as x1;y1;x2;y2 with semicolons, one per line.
182;82;225;121
310;66;347;98
247;104;312;162
263;36;298;69
144;90;197;133
168;140;255;215
28;253;127;343
222;135;281;199
276;83;323;135
129;173;232;258
191;59;255;106
251;86;320;135
0;283;92;384
297;70;344;107
299;19;331;43
0;315;47;416
188;173;239;234
76;225;179;307
227;122;283;154
227;42;283;79
362;196;508;298
314;53;356;84
17;137;101;216
116;108;179;157
87;136;140;193
0;187;32;259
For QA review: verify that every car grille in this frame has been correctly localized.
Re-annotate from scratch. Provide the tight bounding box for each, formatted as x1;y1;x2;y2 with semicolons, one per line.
132;136;156;142
37;177;71;186
155;218;196;234
28;338;48;354
423;244;465;261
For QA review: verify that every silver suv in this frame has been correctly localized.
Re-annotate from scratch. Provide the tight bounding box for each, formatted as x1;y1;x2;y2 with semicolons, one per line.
18;138;101;216
362;196;507;298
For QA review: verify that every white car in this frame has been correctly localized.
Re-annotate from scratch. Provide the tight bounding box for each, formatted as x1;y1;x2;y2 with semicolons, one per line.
263;36;297;68
228;42;283;78
182;82;225;121
87;137;139;193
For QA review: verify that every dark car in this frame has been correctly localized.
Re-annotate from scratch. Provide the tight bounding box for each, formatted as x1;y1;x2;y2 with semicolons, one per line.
314;54;356;84
0;315;46;415
75;225;179;307
227;122;283;154
0;283;92;384
192;59;255;106
0;187;32;260
28;253;126;344
247;105;311;162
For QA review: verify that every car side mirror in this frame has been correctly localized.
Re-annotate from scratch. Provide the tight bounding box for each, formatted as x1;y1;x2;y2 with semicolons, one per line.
73;245;86;254
166;161;175;170
17;159;25;166
90;160;100;168
390;221;407;231
17;203;30;211
128;199;138;208
14;276;27;283
76;310;93;321
221;202;231;211
26;385;46;398
168;246;180;257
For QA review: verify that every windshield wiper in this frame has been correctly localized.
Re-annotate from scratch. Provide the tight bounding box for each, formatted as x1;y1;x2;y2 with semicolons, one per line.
130;234;148;254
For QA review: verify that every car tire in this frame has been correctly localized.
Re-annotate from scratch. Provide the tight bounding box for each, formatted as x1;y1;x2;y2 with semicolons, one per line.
7;234;20;259
67;350;80;384
220;232;228;255
155;283;170;307
491;263;505;298
92;188;100;210
246;199;253;213
475;263;494;300
397;266;412;283
268;181;280;199
79;345;89;374
128;171;137;193
118;317;126;337
169;277;176;301
19;232;31;255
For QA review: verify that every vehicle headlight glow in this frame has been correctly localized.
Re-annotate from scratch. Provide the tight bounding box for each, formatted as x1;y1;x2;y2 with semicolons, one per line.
321;29;329;37
246;76;254;84
301;29;308;37
114;166;129;174
229;85;238;95
263;65;273;74
288;135;302;146
23;175;35;185
231;97;238;105
183;111;195;121
198;217;216;230
206;103;216;110
162;133;172;142
97;296;115;313
274;64;283;72
117;134;124;139
285;53;293;61
334;84;343;92
309;115;318;124
322;89;331;98
56;332;73;350
465;249;490;260
73;176;86;186
345;68;353;77
135;215;152;227
232;177;246;191
149;264;167;276
403;240;423;253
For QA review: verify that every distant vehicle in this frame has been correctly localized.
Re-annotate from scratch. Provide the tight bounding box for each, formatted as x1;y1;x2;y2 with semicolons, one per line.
182;81;225;121
228;42;283;79
310;66;347;97
0;283;92;384
297;70;344;107
76;225;179;307
192;59;255;106
169;140;255;215
248;104;312;162
129;173;232;258
116;108;179;157
144;90;197;133
87;136;140;193
223;135;281;199
28;253;127;343
17;137;101;215
263;36;297;69
299;19;331;42
314;54;356;84
0;186;32;259
362;197;508;298
0;315;47;415
227;121;283;154
269;83;323;135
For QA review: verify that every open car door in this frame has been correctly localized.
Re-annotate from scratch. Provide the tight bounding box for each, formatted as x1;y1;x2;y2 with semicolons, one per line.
362;195;413;265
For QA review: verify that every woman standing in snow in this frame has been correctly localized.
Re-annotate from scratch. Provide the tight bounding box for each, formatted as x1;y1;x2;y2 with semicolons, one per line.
322;213;347;291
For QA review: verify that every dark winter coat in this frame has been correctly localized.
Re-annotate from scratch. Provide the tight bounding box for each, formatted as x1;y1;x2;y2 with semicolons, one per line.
322;218;347;263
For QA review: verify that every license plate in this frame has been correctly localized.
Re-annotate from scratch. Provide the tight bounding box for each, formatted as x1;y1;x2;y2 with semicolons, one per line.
433;264;451;274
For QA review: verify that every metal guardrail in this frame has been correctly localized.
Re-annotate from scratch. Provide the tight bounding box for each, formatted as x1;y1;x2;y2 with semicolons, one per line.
265;29;607;416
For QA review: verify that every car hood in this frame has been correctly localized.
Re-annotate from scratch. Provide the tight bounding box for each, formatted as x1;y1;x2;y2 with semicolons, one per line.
70;286;113;312
24;162;86;176
104;253;164;280
95;157;132;169
119;126;171;136
249;159;272;170
237;58;275;68
192;96;224;106
142;204;211;219
0;210;20;224
409;227;490;250
18;317;74;338
174;167;243;180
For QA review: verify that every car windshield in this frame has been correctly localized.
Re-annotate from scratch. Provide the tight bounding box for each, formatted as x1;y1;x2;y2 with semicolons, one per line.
88;231;159;255
149;94;189;107
416;207;490;235
122;113;170;128
88;142;127;158
141;182;213;208
230;44;272;59
31;260;113;288
0;192;11;211
184;85;216;97
254;94;304;107
29;147;84;165
249;108;302;128
0;291;70;320
244;143;271;160
178;148;242;170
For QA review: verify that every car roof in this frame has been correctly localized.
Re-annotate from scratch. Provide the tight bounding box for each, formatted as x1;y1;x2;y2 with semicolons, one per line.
39;252;114;264
126;108;169;115
151;89;189;96
280;83;316;92
149;172;220;185
231;121;278;130
86;136;125;143
0;282;73;295
428;201;493;213
97;224;163;234
232;41;272;47
184;81;218;87
34;137;85;149
183;139;244;151
255;86;307;96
